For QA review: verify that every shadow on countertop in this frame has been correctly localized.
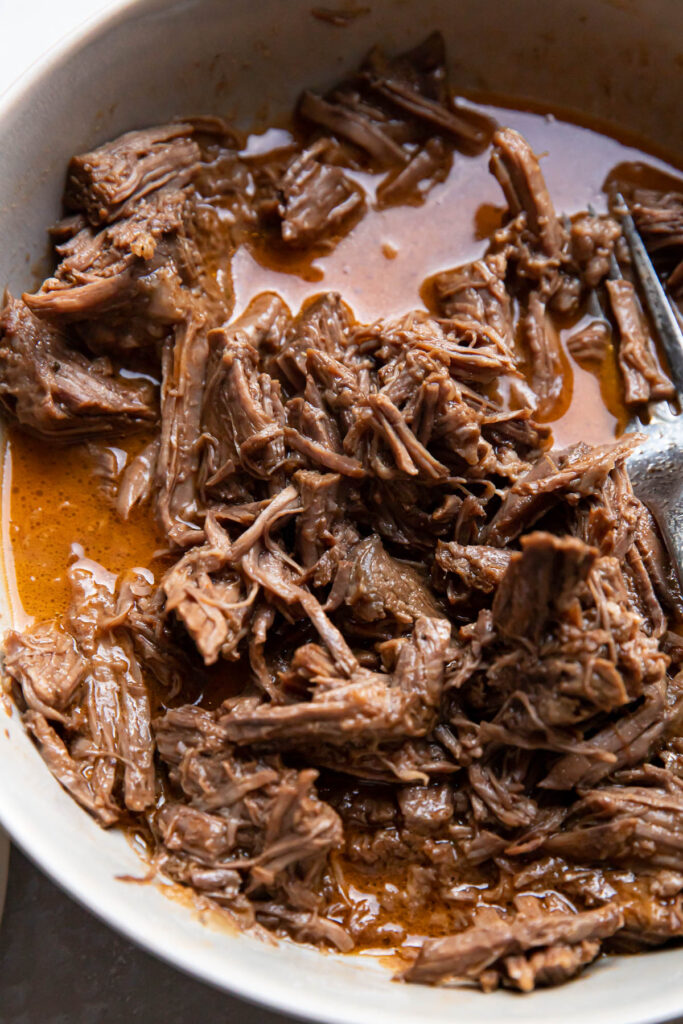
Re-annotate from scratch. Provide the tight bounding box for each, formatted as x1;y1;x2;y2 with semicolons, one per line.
0;847;305;1024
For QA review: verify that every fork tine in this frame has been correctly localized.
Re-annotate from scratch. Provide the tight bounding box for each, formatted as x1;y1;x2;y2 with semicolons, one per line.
614;191;683;397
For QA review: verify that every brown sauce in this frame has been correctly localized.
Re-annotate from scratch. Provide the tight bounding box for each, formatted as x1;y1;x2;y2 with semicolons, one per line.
2;99;683;948
324;850;481;954
2;432;164;626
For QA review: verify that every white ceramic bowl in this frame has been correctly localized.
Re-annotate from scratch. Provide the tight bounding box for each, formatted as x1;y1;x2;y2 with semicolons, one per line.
1;2;682;1021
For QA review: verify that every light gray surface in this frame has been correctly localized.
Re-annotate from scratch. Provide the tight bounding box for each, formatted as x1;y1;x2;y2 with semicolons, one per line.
0;846;302;1024
0;0;110;98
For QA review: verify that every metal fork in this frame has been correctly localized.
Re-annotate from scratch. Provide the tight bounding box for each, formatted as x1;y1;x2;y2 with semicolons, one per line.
612;192;683;586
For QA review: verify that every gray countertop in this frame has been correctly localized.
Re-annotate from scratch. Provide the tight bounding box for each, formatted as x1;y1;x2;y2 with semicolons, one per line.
0;845;302;1024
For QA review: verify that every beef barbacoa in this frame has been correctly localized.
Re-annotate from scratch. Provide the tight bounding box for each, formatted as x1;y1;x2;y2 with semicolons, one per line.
4;33;683;993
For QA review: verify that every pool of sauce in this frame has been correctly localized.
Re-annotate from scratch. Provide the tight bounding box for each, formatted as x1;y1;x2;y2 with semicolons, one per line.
2;99;682;949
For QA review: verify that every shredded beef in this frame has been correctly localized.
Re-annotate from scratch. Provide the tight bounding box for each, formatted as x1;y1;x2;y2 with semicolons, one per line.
606;278;674;404
153;722;345;944
298;31;493;192
64;122;205;225
8;560;155;818
489;127;564;259
404;902;622;986
0;296;156;438
618;181;683;300
4;31;683;997
275;141;365;246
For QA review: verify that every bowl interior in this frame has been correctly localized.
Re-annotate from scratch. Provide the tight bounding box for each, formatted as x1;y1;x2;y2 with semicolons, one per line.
1;2;682;1022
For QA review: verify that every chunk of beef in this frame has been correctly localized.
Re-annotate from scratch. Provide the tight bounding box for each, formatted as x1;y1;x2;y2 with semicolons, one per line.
333;345;500;483
317;736;457;784
541;679;667;790
223;616;450;748
113;569;192;699
294;470;344;570
86;441;126;502
65;122;202;225
162;487;300;664
430;253;513;348
201;294;289;502
0;296;156;439
572;459;640;558
23;190;197;336
66;560;155;813
630;188;683;253
255;904;354;951
628;186;683;298
485;939;602;992
366;307;517;383
342;534;444;625
485;436;642;546
4;623;85;723
23;711;120;826
435;541;512;595
285;417;366;478
403;903;622;986
299;32;492;171
566;319;611;364
156;314;208;544
544;777;683;872
239;542;360;679
376;138;452;207
152;711;344;941
162;521;253;666
492;532;597;643
575;457;681;633
5;559;156;818
360;32;493;152
606;278;674;404
272;291;351;389
298;90;407;168
116;437;160;518
609;868;683;950
467;759;538;829
489;128;564;259
31;184;234;357
570;213;621;289
456;546;668;768
154;704;231;764
397;782;454;832
632;500;683;625
276;141;365;246
521;290;568;418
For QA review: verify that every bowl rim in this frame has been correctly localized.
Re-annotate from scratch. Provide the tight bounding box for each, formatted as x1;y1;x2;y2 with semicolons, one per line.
2;5;683;1024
